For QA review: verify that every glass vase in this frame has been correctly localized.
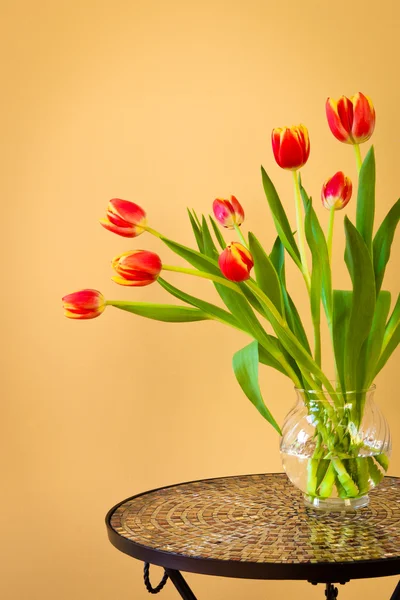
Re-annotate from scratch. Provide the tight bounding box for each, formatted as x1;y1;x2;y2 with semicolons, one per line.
280;384;391;510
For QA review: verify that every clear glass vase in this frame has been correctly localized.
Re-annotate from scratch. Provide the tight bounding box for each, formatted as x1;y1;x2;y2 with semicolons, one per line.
280;384;391;510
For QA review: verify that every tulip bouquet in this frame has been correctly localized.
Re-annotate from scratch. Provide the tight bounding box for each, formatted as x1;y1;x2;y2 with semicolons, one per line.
63;93;399;506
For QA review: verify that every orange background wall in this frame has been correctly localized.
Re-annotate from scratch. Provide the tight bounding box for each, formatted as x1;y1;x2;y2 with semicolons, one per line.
2;1;399;598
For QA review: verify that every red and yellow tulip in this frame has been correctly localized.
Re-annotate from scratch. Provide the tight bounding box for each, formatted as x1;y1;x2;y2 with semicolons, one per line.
326;92;375;144
62;289;106;319
218;242;254;282
100;198;147;237
213;196;245;229
321;171;352;211
271;124;310;170
112;250;162;286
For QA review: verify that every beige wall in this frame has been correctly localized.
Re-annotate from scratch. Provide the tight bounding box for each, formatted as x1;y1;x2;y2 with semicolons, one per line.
1;1;399;598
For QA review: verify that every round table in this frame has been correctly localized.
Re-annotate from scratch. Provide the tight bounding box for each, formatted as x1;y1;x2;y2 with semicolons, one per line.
105;473;400;599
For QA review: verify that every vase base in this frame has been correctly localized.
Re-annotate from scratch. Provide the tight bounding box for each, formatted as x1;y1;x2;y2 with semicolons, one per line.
304;494;369;511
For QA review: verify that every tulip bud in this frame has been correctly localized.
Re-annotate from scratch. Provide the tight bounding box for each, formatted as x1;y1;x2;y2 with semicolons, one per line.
62;289;106;319
213;196;245;229
326;92;375;144
321;171;352;210
271;124;310;170
100;198;147;237
112;250;162;286
218;242;254;282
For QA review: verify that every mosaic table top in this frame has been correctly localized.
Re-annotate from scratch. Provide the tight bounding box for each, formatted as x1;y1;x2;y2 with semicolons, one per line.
106;473;400;581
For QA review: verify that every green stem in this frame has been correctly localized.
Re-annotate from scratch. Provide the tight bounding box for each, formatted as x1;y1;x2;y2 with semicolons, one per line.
292;170;311;293
327;206;335;263
142;225;163;238
353;144;363;173
233;223;248;248
162;265;243;293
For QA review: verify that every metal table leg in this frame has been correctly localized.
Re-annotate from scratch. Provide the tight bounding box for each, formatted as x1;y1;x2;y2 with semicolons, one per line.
391;581;400;600
325;583;339;598
164;569;198;600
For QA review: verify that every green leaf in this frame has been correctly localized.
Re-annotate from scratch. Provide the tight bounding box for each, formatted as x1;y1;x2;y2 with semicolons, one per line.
374;294;400;378
269;235;311;355
356;145;376;255
303;188;332;317
233;341;282;434
248;232;284;315
161;236;221;275
157;278;241;329
261;166;302;269
373;198;400;294
258;336;302;381
187;209;204;253
344;217;376;390
332;290;352;392
362;290;391;387
209;215;226;250
108;301;211;322
201;215;219;260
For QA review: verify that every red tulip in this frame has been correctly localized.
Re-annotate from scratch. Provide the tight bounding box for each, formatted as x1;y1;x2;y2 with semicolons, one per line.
213;196;245;229
62;289;106;319
112;250;162;286
321;171;352;210
218;242;254;282
100;198;147;237
271;124;310;170
326;93;375;144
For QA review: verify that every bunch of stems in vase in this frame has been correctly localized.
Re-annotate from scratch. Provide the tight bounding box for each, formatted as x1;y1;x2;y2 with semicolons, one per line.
63;92;399;501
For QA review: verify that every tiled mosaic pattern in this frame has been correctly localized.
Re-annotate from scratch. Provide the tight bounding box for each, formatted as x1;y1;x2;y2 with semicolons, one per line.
110;474;400;564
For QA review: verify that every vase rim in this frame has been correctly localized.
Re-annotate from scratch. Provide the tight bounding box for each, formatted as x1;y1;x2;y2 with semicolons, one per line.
294;382;376;395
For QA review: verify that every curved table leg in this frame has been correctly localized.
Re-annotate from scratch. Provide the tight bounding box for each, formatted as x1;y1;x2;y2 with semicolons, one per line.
164;569;198;600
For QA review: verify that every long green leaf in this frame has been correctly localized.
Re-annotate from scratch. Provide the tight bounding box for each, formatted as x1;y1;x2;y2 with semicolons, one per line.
261;166;302;269
157;278;241;329
161;236;221;275
356;145;375;255
302;188;332;317
249;232;284;315
187;209;204;253
209;215;226;250
344;217;376;390
201;215;220;260
362;290;391;387
233;341;282;434
374;294;400;378
108;301;211;322
269;235;311;354
373;198;400;294
332;290;352;392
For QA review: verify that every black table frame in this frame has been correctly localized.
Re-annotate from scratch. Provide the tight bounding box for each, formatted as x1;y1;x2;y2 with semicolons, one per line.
105;475;400;599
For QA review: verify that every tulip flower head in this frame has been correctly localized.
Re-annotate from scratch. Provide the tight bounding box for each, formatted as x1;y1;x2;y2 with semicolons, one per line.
213;196;245;229
112;250;162;286
321;171;352;211
218;242;254;282
326;92;375;144
62;289;106;320
100;198;147;237
271;124;310;170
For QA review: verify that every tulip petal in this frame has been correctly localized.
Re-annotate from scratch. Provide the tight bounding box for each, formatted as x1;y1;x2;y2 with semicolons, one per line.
108;198;147;225
326;98;353;143
99;218;137;237
111;275;155;286
278;128;305;170
351;92;375;143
